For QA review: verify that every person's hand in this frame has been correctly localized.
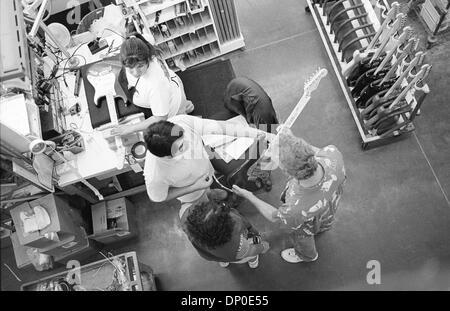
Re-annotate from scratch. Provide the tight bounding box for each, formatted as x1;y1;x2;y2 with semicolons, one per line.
192;173;213;191
256;130;266;141
260;131;276;144
232;185;254;199
111;124;132;136
258;152;279;171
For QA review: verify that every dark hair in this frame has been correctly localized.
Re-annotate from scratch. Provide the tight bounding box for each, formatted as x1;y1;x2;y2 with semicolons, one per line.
144;121;183;157
185;201;234;249
120;32;158;68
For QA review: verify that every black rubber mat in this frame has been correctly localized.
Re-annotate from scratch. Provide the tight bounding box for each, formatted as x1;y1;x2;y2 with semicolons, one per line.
177;59;237;120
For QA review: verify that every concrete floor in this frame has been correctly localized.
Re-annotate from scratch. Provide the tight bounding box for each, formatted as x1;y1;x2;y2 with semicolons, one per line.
1;0;449;290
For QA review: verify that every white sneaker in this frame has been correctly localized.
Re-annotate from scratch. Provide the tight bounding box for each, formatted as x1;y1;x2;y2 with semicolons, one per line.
219;262;229;268
248;256;259;269
281;248;318;263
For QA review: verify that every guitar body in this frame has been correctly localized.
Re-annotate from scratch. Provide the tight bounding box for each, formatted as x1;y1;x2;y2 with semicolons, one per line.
356;77;396;108
361;91;396;119
87;63;125;170
365;102;410;130
346;51;387;86
351;67;389;97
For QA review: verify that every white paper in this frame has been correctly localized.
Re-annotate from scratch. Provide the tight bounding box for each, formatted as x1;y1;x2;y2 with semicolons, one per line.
0;94;30;135
223;137;255;160
202;134;236;148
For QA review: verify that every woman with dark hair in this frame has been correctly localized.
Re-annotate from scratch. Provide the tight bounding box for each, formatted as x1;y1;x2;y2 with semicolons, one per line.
182;198;270;268
111;33;194;136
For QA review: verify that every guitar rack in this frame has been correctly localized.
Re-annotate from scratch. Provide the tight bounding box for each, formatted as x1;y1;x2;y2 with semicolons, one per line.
306;0;431;149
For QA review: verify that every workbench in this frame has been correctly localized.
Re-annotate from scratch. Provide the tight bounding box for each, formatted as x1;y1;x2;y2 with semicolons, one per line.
45;33;148;203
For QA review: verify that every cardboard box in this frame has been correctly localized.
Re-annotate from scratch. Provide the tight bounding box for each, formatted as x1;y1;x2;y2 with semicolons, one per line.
10;194;83;249
89;197;137;244
0;226;12;249
10;232;32;269
40;225;85;258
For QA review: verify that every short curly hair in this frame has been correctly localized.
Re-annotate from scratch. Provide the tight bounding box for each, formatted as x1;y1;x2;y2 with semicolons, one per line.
185;201;234;250
278;128;318;180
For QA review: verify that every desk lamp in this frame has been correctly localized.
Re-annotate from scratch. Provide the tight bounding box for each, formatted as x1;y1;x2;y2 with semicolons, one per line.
26;0;80;68
29;138;104;201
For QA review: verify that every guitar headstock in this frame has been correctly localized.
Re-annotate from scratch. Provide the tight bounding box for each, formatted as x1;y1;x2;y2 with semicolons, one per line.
303;68;328;97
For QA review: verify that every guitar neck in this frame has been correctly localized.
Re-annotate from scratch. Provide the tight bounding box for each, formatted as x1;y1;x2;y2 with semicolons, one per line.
105;93;123;150
280;94;311;131
106;94;119;124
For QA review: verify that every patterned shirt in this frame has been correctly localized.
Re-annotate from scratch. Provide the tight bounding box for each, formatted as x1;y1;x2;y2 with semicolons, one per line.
273;145;346;235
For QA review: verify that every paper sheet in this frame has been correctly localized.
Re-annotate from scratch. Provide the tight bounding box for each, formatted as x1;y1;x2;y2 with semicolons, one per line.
202;134;236;148
223;137;255;160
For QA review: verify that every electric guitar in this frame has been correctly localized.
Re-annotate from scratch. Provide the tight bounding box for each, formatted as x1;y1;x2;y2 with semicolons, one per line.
365;64;431;133
247;68;328;177
87;63;126;170
351;27;413;97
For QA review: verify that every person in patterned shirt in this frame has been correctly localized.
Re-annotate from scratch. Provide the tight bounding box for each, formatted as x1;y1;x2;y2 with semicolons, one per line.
233;128;346;263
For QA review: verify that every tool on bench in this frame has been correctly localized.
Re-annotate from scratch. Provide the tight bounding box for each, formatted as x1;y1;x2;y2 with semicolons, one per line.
73;69;82;97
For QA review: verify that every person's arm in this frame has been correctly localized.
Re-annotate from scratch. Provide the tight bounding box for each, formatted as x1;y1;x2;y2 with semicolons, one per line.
232;185;278;222
147;173;213;202
111;115;168;136
181;116;270;140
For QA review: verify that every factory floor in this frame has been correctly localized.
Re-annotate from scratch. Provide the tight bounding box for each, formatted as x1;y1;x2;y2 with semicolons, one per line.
1;0;449;291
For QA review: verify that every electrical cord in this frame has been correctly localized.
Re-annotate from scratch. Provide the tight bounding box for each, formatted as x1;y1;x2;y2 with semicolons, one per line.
100;28;126;39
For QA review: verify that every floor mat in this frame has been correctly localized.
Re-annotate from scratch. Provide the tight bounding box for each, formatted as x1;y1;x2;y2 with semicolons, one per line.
177;59;238;120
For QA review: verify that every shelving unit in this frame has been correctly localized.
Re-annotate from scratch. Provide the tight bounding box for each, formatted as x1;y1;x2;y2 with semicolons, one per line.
307;0;428;150
415;0;450;47
124;0;245;71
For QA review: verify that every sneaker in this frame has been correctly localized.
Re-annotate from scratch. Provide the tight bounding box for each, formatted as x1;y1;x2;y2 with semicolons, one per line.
219;262;229;268
281;248;318;263
248;256;259;269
